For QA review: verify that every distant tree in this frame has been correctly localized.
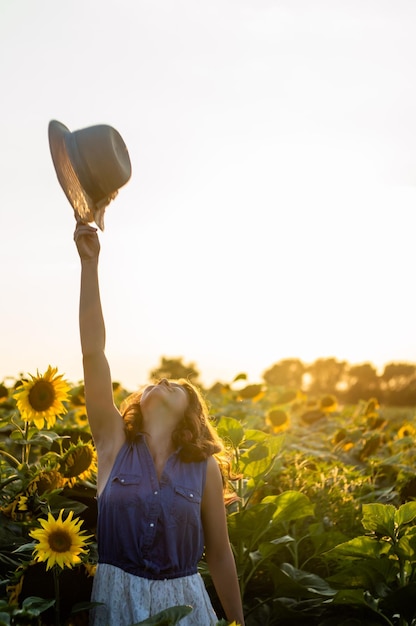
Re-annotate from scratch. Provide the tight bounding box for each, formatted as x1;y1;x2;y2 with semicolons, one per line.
380;362;416;405
396;379;416;406
381;363;416;389
262;358;305;388
344;362;380;403
306;358;347;395
149;356;200;384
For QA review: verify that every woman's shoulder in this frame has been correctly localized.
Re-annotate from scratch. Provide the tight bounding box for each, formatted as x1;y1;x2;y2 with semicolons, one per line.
205;456;222;481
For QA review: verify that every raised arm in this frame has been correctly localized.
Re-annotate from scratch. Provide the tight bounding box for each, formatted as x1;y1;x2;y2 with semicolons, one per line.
202;457;245;625
74;222;124;454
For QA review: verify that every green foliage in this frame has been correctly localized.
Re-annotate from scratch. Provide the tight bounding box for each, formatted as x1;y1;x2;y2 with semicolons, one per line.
0;596;55;625
2;368;416;625
0;373;96;625
149;356;200;384
131;605;192;625
323;502;416;625
205;372;416;624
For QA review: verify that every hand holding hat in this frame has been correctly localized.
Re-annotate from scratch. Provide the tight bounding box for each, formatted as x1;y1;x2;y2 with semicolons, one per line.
73;220;100;261
48;120;132;230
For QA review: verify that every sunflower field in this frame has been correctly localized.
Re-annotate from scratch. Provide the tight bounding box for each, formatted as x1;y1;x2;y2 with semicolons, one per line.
1;367;416;625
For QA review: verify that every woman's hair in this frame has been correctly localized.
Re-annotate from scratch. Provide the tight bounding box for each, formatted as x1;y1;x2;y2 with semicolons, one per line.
121;379;224;463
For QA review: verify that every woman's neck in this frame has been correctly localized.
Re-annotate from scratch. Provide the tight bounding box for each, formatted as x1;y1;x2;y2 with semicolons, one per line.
142;410;176;453
143;422;176;479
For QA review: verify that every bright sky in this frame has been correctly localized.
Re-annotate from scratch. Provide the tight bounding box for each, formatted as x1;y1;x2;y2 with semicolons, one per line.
1;0;416;390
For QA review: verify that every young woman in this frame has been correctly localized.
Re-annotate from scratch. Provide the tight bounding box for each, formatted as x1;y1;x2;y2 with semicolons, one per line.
74;222;245;626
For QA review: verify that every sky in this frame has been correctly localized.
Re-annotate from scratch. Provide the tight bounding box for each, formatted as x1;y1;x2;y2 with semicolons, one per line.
1;0;416;391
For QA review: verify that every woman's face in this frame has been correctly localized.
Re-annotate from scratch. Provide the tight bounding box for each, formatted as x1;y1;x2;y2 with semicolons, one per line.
140;379;189;418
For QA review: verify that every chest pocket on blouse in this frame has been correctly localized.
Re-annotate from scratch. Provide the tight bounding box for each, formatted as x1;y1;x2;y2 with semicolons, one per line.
171;485;202;527
110;474;142;508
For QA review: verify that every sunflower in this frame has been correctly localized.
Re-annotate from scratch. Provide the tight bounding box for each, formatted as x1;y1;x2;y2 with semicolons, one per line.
84;562;97;577
26;469;67;496
364;398;380;415
13;366;70;429
30;509;92;570
319;395;338;413
0;383;9;402
397;423;416;439
237;384;264;402
0;492;35;521
366;414;386;430
6;564;26;606
266;408;290;433
59;441;97;486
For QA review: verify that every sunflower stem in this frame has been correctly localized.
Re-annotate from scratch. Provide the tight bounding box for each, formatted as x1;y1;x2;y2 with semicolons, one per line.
23;421;30;465
53;566;61;626
0;449;20;468
11;413;25;434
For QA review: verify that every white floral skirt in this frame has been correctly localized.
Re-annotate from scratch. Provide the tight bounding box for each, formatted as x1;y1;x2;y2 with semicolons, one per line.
89;563;218;626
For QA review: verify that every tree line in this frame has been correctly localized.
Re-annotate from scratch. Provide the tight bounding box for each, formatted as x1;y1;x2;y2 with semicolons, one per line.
150;356;416;406
261;357;416;406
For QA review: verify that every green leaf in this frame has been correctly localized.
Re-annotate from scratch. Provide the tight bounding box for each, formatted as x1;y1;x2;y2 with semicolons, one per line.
43;493;87;515
395;501;416;527
9;430;23;441
309;522;349;555
331;589;369;606
27;431;69;449
71;601;105;614
0;613;10;626
327;557;398;589
37;430;65;440
16;596;55;617
216;417;244;448
243;429;268;443
131;605;193;625
361;503;396;538
13;542;35;554
227;503;276;549
257;536;295;558
263;491;315;524
404;526;416;548
268;563;335;599
233;373;247;382
267;434;284;458
239;443;272;478
280;562;336;597
394;534;416;561
326;536;385;560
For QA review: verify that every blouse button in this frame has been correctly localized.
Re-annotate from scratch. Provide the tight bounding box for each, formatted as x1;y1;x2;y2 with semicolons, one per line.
120;479;125;483
150;523;154;527
190;493;194;498
154;491;158;495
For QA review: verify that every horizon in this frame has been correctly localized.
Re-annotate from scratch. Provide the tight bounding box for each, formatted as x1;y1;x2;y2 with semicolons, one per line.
3;353;416;392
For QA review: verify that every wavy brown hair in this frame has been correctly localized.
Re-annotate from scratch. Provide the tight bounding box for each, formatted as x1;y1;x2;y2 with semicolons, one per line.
120;379;225;463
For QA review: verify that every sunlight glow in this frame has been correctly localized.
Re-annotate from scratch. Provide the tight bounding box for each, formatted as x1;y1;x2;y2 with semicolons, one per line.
1;1;416;390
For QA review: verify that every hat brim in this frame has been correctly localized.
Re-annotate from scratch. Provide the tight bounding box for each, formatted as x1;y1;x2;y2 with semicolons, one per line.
48;120;109;230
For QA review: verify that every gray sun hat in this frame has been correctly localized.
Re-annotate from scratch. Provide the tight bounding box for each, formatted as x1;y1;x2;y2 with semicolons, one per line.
48;120;132;230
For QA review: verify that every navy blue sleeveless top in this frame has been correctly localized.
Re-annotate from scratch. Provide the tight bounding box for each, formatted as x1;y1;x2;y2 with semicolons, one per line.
96;436;207;580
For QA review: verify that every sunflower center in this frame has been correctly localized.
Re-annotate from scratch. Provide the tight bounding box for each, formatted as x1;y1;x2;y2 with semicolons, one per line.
28;380;56;411
48;530;72;553
269;410;287;426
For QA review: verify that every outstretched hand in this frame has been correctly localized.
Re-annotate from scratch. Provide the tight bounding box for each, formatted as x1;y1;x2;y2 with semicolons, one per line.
74;219;100;261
